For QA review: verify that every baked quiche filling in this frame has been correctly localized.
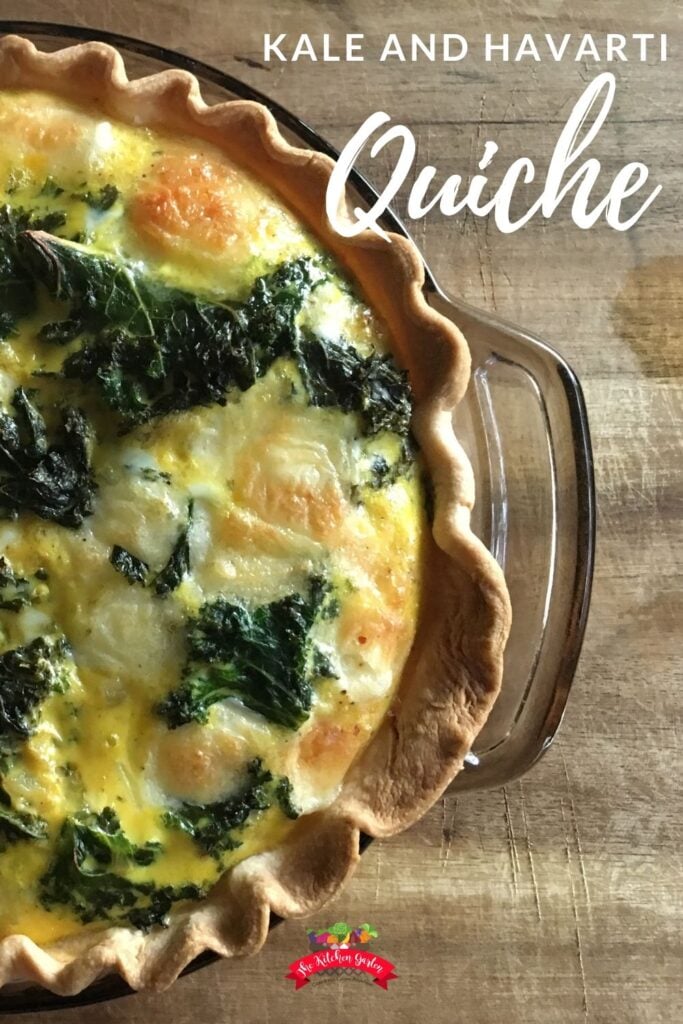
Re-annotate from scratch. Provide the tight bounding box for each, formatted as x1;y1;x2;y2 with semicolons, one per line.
0;91;424;944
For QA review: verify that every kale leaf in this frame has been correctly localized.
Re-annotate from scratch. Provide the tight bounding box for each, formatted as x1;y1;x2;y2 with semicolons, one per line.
309;643;339;681
238;255;319;357
109;500;193;594
73;183;119;211
0;387;96;528
0;635;72;847
164;758;297;859
352;437;419;501
110;544;149;586
15;233;413;439
11;385;48;459
125;884;206;932
39;177;65;199
60;805;162;868
39;806;204;930
17;232;319;426
0;635;74;741
157;577;332;731
0;555;48;612
296;334;412;438
127;465;172;485
274;776;300;821
0;205;67;340
154;500;193;596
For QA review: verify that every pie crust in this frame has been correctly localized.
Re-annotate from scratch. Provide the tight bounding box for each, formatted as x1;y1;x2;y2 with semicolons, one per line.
0;35;511;995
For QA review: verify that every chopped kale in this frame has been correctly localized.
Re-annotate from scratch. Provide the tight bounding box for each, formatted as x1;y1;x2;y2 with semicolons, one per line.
34;211;68;235
109;501;193;594
125;883;206;932
296;334;412;438
67;805;162;867
163;758;288;859
0;731;15;773
17;233;319;426
0;557;33;611
0;784;47;848
39;806;202;930
73;183;119;211
14;234;413;439
0;205;61;339
0;204;66;235
0;387;97;528
0;636;72;845
0;555;48;612
157;577;333;731
126;464;172;485
309;643;339;681
58;760;82;782
0;635;74;741
38;316;86;346
274;776;300;821
368;454;392;488
0;204;67;299
362;369;412;435
11;386;47;459
154;500;193;596
40;177;65;199
318;592;341;620
238;255;320;357
360;437;418;495
110;545;149;586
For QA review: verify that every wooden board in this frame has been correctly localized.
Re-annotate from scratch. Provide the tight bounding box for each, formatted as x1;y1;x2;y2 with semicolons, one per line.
1;1;681;1022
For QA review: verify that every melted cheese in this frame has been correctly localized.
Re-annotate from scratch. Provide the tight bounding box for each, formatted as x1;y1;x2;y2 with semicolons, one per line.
0;89;424;945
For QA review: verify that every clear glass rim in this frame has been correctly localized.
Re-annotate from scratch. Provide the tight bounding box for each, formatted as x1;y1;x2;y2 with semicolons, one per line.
0;18;596;1013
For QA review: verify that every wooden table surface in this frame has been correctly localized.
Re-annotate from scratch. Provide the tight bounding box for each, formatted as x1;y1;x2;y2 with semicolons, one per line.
1;2;681;1022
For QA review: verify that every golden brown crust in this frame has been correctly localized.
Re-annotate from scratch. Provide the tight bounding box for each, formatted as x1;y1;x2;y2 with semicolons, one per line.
0;35;511;995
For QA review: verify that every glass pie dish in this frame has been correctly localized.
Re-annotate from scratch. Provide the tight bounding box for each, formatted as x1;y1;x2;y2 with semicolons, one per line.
0;20;595;1012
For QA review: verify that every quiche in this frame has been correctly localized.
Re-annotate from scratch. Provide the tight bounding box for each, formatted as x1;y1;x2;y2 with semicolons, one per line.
0;36;510;995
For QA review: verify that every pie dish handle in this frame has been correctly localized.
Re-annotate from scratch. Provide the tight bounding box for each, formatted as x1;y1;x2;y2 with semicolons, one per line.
423;280;595;790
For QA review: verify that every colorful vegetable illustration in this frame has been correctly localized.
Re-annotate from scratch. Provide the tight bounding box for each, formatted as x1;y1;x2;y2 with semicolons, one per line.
358;922;379;943
328;921;351;946
307;922;378;949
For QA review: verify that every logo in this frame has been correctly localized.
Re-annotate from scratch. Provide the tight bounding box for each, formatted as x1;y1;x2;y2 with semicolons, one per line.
285;922;398;990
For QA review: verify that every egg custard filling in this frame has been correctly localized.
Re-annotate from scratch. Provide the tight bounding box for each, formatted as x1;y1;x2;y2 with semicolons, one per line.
0;90;424;944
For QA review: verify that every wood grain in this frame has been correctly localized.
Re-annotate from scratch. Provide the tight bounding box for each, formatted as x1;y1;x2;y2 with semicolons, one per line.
0;1;681;1022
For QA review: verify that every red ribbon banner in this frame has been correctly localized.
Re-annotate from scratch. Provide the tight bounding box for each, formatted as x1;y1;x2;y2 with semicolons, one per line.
285;949;398;990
